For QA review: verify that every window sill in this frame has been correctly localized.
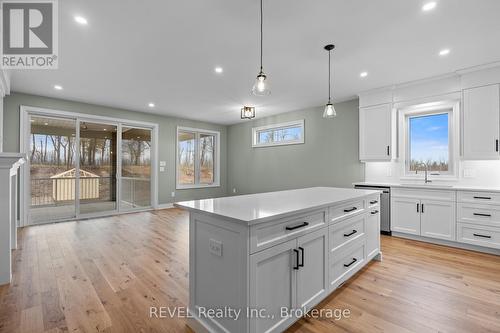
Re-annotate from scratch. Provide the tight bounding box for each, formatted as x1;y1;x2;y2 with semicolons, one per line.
176;183;221;190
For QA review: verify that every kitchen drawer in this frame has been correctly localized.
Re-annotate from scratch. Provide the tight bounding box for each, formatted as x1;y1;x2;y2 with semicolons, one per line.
457;191;500;205
329;199;365;223
392;188;456;202
250;209;327;254
329;238;366;291
457;223;500;249
329;214;366;252
457;203;500;228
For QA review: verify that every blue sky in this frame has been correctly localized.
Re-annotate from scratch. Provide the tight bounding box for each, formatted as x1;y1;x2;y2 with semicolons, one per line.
409;113;449;163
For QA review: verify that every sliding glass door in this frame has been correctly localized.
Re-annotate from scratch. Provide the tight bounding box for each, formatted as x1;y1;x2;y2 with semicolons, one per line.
26;112;155;225
120;126;152;210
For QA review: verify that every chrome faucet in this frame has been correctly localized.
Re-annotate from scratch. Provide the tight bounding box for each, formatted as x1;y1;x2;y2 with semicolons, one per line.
415;162;432;183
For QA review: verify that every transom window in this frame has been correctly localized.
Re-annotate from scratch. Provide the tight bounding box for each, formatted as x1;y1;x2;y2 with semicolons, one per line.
404;108;454;176
252;120;304;147
177;127;220;188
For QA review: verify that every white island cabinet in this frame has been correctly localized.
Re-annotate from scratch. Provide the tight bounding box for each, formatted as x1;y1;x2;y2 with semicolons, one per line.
175;187;381;333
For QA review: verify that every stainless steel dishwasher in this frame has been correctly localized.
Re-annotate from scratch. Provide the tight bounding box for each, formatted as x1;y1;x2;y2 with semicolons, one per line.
354;185;391;235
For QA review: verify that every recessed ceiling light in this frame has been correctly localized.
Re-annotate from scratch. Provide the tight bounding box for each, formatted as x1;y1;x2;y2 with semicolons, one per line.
422;2;437;11
214;67;223;74
439;48;450;56
54;85;63;90
148;102;155;108
74;16;88;25
103;128;107;131
360;72;368;78
44;122;49;126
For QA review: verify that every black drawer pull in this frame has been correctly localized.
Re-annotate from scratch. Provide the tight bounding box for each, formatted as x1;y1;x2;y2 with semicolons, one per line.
473;213;492;217
473;196;492;200
344;258;357;268
371;210;379;215
298;247;304;267
473;233;492;239
285;222;309;231
344;207;357;213
293;249;300;270
343;230;357;237
370;200;378;204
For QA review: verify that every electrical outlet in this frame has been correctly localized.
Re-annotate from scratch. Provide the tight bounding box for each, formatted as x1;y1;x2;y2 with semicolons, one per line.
463;168;476;178
171;191;175;197
160;166;165;172
159;161;166;167
209;239;222;257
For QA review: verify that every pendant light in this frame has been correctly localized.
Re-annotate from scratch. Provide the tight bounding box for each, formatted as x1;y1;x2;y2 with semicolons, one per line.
252;0;271;96
241;106;256;119
323;44;336;118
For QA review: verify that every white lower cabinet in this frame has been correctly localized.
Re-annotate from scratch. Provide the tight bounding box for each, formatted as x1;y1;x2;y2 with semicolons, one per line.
420;200;456;241
366;209;381;259
392;197;421;235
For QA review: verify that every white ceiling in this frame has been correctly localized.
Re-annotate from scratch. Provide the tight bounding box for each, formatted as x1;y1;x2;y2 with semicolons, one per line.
9;0;500;125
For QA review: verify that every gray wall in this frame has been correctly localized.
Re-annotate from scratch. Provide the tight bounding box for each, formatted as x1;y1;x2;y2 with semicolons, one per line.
227;99;364;195
3;92;227;204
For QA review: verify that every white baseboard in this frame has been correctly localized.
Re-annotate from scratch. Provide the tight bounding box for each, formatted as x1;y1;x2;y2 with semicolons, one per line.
156;203;174;210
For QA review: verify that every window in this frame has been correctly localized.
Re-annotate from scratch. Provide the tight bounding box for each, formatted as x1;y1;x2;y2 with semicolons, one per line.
404;107;454;175
252;120;304;147
177;127;219;188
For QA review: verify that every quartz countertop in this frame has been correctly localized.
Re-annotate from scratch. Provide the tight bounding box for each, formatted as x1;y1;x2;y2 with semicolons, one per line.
174;187;380;224
353;181;500;193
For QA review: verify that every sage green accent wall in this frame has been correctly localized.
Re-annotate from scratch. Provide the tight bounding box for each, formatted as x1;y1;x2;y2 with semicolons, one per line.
227;99;364;195
3;92;227;204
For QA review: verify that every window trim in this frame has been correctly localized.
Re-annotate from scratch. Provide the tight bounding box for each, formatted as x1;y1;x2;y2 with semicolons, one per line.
252;119;305;148
176;126;220;190
398;100;460;180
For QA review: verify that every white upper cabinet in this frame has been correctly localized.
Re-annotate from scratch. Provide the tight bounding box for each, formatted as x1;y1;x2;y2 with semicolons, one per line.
462;84;500;160
359;104;393;161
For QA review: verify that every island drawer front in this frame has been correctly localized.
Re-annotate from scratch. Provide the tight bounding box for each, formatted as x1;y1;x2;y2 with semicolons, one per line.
250;209;327;254
392;188;455;202
367;195;381;209
457;223;500;249
329;238;366;291
457;203;500;228
329;214;366;252
329;199;365;223
457;191;500;205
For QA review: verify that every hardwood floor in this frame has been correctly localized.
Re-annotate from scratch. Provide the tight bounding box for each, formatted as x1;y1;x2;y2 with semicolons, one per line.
1;208;499;333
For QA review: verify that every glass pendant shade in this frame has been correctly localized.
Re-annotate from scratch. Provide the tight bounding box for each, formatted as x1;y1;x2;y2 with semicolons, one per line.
252;73;271;96
241;106;256;119
323;102;336;118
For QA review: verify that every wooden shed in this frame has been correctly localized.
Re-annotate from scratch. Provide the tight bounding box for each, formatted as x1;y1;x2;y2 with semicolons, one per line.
50;168;100;201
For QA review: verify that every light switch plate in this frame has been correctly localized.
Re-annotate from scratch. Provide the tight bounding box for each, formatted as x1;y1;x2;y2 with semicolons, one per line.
209;239;222;257
463;168;476;178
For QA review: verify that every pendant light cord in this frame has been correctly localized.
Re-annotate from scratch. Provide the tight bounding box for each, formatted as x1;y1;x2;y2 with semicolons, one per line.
260;0;263;73
328;50;331;102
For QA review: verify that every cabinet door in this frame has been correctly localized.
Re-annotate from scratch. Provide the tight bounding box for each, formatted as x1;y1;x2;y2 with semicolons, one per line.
366;209;381;260
249;239;297;333
296;228;328;312
359;104;392;161
420;200;456;241
463;84;500;160
392;197;421;235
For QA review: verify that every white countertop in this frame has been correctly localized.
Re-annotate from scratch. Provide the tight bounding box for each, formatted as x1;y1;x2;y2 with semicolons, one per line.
174;187;380;224
353;181;500;193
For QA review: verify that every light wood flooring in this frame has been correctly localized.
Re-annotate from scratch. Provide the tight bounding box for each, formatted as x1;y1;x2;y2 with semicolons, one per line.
1;208;499;333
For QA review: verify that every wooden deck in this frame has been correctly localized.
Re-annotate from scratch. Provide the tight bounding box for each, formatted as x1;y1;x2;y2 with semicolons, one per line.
1;208;499;332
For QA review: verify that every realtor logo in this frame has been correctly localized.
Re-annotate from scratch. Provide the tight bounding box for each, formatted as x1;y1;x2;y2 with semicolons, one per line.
1;0;58;69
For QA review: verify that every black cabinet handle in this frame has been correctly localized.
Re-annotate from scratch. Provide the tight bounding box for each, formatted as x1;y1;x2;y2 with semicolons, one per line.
343;230;357;237
344;207;357;213
370;200;378;204
473;213;492;217
344;258;357;268
293;249;300;269
473;233;492;239
298;247;304;267
387;145;390;156
496;139;499;152
473;196;492;200
371;210;379;215
285;222;309;231
417;203;419;213
421;204;424;213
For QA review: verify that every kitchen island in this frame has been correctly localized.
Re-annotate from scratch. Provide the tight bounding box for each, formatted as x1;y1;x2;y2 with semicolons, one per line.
174;187;381;333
